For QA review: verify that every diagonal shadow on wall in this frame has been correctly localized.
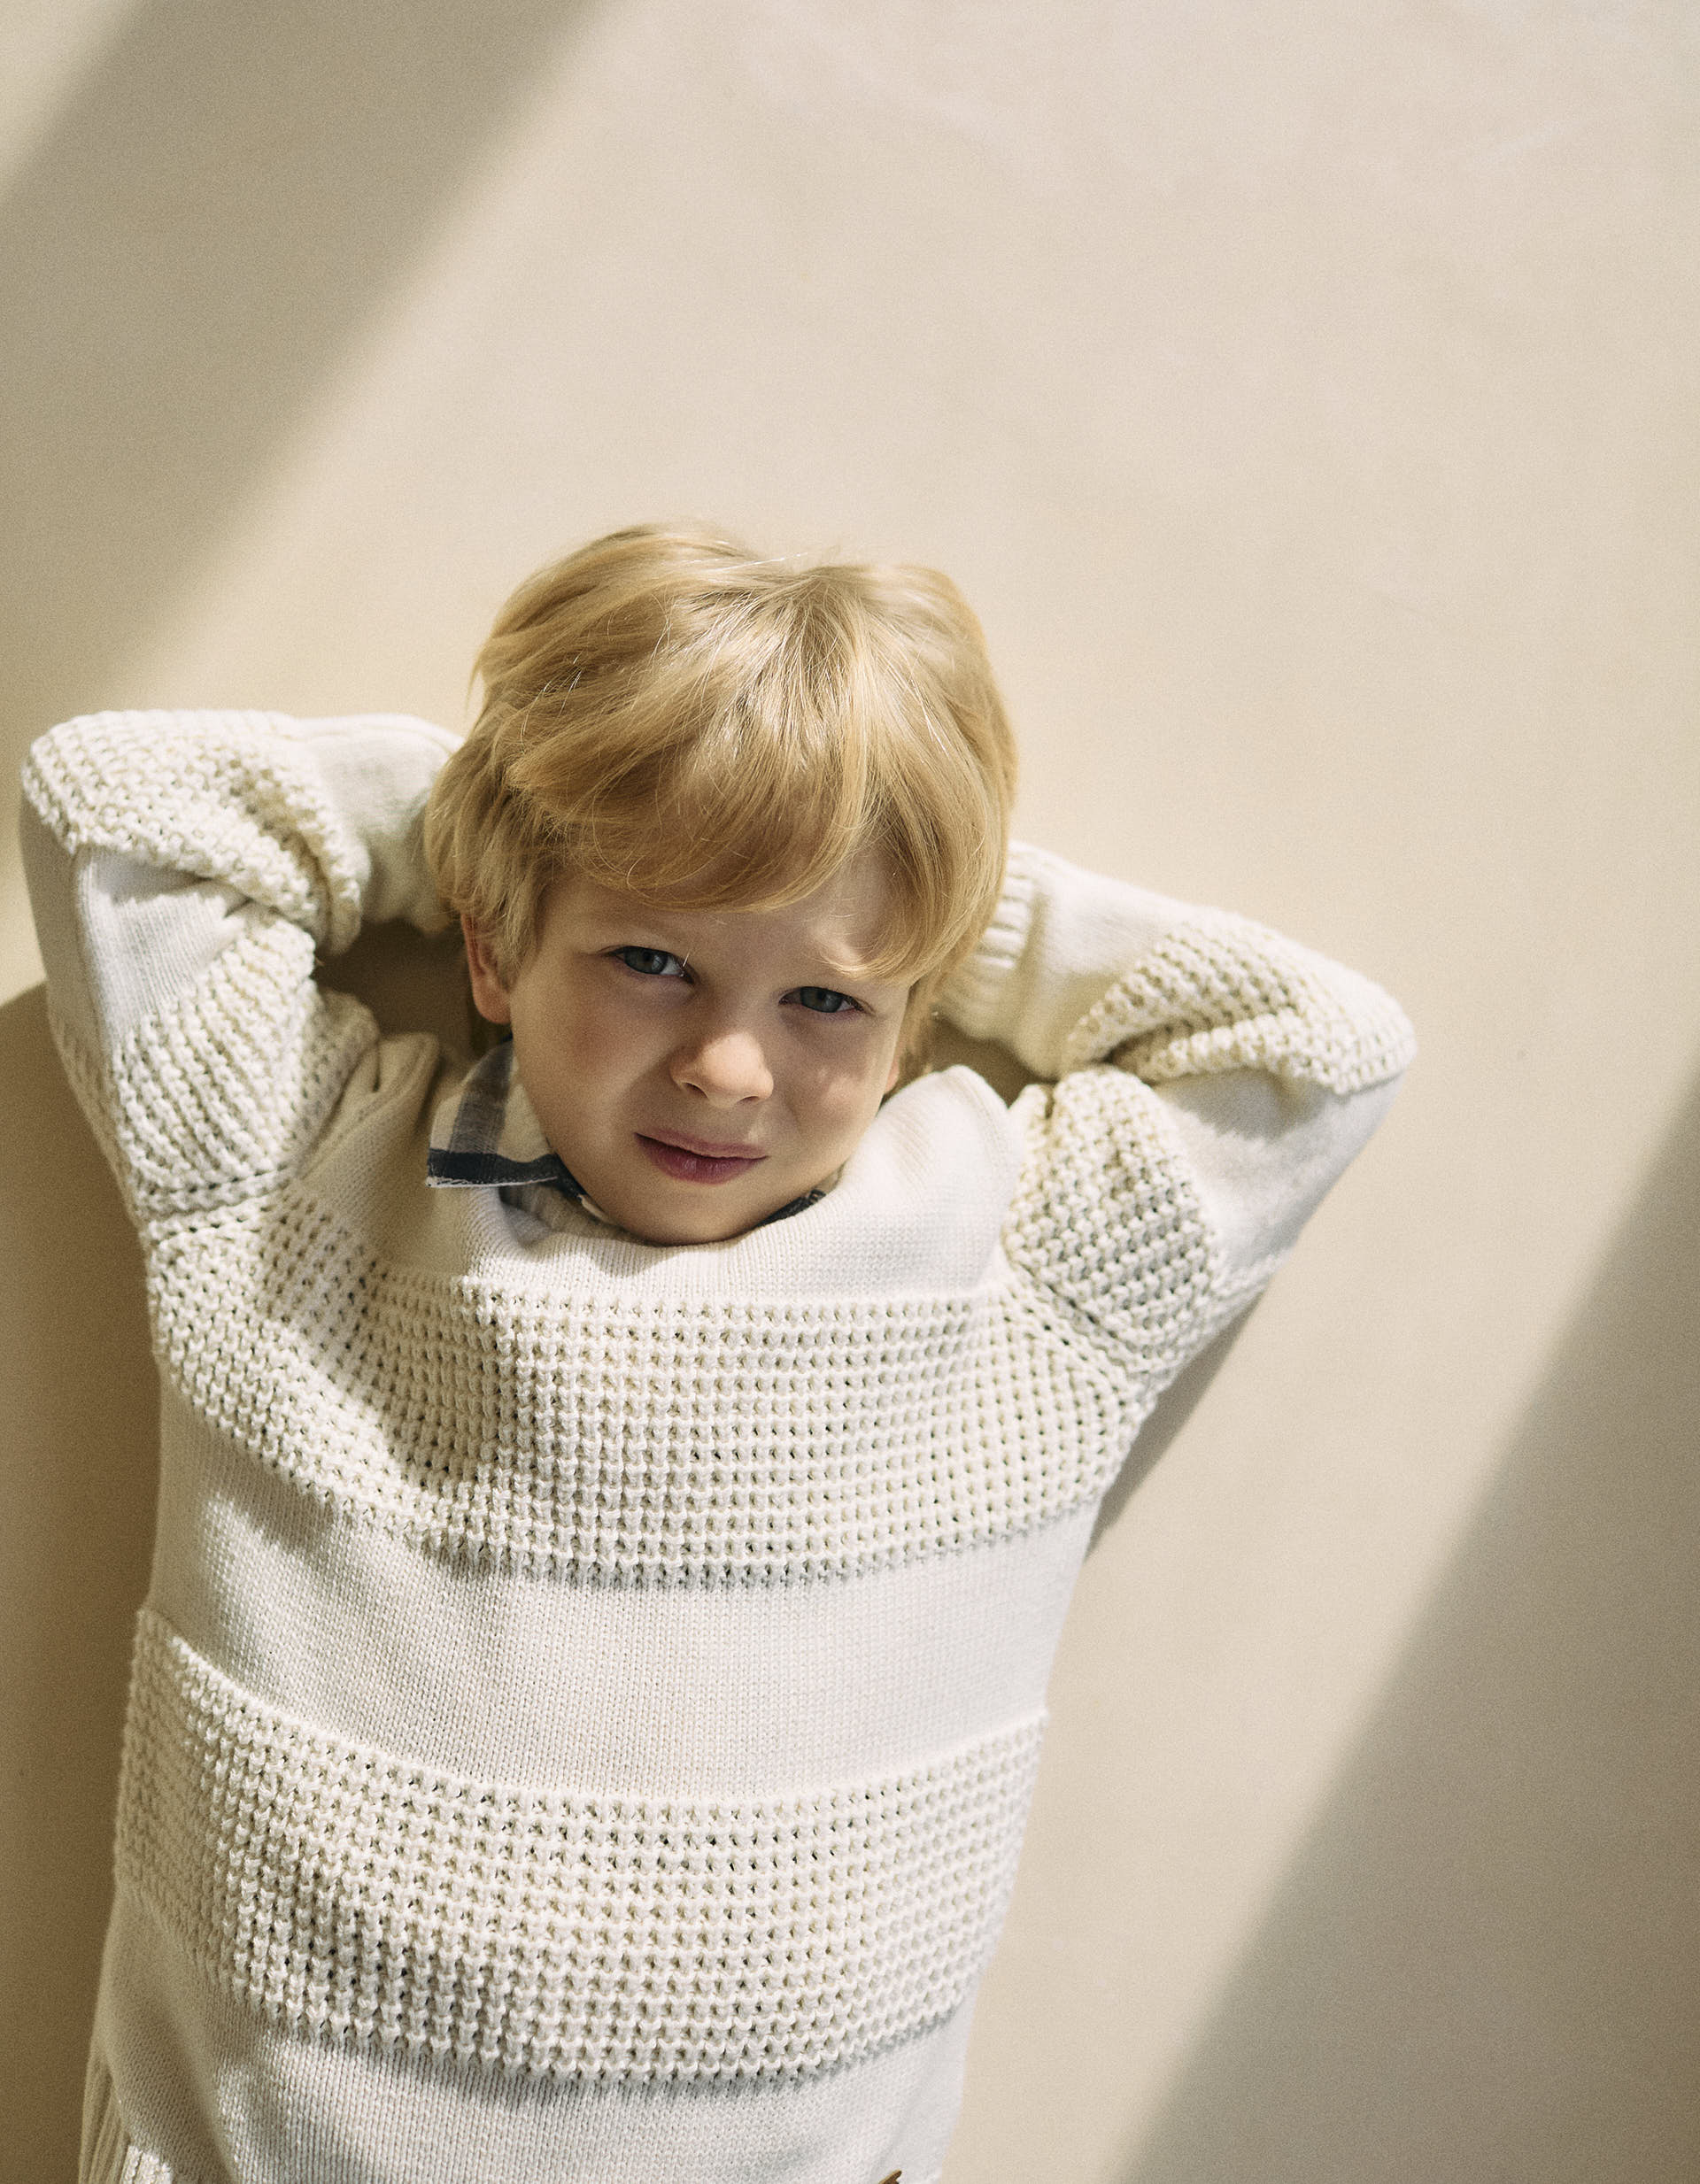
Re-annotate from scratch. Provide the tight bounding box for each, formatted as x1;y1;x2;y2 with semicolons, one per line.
1114;1069;1700;2184
0;0;589;764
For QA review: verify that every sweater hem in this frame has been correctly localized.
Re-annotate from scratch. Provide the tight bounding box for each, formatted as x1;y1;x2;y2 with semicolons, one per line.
82;2046;188;2184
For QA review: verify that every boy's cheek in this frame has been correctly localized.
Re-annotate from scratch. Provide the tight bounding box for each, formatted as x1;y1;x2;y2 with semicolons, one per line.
518;995;626;1085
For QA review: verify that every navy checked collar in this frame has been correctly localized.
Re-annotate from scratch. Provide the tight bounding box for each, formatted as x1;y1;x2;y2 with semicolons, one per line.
427;1041;827;1231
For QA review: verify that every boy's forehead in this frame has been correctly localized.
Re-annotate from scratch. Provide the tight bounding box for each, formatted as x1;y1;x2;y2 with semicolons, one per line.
548;857;900;973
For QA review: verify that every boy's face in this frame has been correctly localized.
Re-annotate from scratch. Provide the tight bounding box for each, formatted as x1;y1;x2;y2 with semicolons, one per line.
464;856;910;1245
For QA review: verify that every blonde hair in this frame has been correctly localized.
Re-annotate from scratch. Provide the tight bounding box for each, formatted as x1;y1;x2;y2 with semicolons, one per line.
425;526;1017;1069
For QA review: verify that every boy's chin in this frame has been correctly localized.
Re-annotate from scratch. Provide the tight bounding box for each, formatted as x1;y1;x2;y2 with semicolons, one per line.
591;1176;797;1247
617;1202;770;1246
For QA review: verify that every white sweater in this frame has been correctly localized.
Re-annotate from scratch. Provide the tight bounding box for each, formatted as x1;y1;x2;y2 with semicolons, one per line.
22;711;1413;2184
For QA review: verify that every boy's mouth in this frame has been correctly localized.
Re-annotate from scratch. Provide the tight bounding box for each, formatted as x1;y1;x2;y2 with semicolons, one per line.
636;1132;768;1185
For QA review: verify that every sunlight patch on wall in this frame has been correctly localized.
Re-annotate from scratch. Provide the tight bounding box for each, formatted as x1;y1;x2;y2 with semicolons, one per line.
0;0;138;200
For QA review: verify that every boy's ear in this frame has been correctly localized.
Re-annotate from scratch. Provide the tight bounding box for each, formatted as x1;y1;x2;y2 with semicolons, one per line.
461;915;514;1025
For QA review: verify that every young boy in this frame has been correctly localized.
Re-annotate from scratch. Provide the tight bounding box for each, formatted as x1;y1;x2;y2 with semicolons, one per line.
25;526;1412;2184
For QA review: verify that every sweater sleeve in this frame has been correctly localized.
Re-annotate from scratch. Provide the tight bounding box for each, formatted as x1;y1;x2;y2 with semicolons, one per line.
939;840;1415;1395
19;708;460;1220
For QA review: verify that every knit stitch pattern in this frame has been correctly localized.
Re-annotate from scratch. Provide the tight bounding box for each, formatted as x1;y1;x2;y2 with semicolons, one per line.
24;710;362;950
144;1192;1136;1580
1002;1069;1223;1379
111;922;374;1216
119;1612;1045;2081
1062;913;1418;1092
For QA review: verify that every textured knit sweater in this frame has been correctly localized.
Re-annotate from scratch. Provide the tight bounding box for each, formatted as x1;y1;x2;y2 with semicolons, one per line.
22;710;1413;2184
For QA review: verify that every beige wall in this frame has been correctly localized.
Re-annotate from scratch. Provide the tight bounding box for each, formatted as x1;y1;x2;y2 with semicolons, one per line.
3;3;1696;2177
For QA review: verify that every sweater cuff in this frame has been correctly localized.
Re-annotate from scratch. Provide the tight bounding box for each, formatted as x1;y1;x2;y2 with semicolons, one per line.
284;715;461;945
937;842;1042;1041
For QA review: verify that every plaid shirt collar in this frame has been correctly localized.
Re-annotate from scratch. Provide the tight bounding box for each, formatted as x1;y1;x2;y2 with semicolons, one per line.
426;1041;827;1231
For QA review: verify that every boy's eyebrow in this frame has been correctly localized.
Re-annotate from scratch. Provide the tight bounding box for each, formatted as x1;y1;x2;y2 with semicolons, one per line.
571;896;898;989
813;950;889;985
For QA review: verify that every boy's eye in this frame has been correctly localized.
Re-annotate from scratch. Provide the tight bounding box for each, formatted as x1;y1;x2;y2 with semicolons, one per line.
611;946;687;979
792;985;860;1015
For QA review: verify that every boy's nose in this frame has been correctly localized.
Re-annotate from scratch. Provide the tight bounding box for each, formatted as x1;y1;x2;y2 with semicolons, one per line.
670;1027;774;1105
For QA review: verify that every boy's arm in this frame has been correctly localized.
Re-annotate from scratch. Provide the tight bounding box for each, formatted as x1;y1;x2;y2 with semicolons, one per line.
940;840;1415;1396
20;708;458;1217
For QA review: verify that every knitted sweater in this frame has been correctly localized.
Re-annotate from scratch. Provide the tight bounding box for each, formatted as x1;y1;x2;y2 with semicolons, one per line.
22;711;1413;2184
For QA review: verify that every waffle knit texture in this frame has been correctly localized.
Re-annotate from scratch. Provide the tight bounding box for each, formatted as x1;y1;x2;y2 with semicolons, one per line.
22;711;1413;2184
